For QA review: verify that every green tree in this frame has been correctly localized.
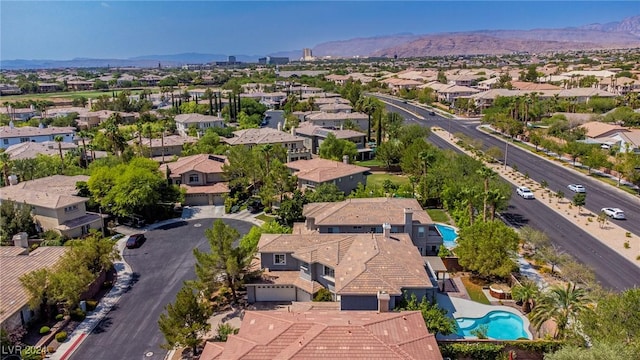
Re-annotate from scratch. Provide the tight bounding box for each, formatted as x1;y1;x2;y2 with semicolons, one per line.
511;280;539;313
318;133;357;162
476;166;495;221
20;269;56;321
304;183;346;203
313;288;334;302
530;283;590;339
544;342;639;360
193;219;255;303
276;190;306;227
572;193;586;215
355;96;382;142
0;200;37;245
519;226;550;255
537;244;569;274
375;139;403;169
395;293;457;336
581;147;610;174
456;220;519;278
54;135;65;173
579;288;640;348
158;283;213;356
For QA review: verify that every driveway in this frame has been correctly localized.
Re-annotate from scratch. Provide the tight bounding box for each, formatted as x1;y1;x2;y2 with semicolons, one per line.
70;218;255;360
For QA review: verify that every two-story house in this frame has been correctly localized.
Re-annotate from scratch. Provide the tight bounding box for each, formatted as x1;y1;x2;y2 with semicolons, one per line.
0;125;75;149
304;112;370;133
128;135;197;159
174;113;225;137
286;157;369;195
223;127;311;162
293;123;369;159
0;175;103;238
246;226;436;310
299;197;443;256
164;154;229;206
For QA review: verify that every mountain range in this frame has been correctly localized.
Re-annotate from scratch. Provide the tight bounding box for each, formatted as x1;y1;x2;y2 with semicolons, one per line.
2;15;639;70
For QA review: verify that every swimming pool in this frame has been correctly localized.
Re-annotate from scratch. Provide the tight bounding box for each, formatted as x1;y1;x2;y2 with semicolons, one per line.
456;310;530;340
435;224;459;249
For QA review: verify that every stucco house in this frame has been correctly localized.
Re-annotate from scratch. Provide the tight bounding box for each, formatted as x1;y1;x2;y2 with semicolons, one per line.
286;157;369;195
304;111;370;132
0;125;75;149
0;246;68;331
174;113;225;137
293;122;368;158
0;175;103;238
128;134;197;159
223;127;311;162
164;154;229;206
299;197;442;256
246;227;436;308
199;309;443;360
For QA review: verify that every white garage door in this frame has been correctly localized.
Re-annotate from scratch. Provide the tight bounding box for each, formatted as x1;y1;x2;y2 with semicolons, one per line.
255;285;296;302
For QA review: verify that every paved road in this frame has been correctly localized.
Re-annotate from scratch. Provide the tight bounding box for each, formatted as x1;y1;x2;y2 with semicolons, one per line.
381;99;640;291
71;218;254;360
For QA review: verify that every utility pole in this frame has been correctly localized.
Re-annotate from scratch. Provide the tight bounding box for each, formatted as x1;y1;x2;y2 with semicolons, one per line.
504;138;509;169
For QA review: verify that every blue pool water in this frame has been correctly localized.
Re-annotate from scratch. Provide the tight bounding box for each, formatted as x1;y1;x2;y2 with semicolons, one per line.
435;224;459;249
456;311;530;340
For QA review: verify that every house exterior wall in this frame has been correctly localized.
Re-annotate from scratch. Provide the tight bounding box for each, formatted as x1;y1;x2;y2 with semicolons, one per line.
312;263;336;293
260;252;298;271
1;131;75;149
298;173;367;195
182;170;206;186
150;144;183;157
60;216;103;238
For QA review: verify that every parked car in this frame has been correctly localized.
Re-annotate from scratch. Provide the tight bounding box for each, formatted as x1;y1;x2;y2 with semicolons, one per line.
568;184;586;193
428;111;436;116
516;186;535;199
601;208;626;220
126;234;146;249
247;199;264;214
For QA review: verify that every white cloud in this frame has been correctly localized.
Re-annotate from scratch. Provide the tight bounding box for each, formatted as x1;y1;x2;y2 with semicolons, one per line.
101;2;110;8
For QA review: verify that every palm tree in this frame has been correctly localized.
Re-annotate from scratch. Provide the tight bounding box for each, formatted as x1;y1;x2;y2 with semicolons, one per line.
261;144;274;176
0;152;12;186
54;135;64;173
355;96;379;143
529;283;590;339
511;280;539;313
476;166;495;221
486;189;505;221
203;88;214;115
419;149;436;177
145;123;154;158
77;130;90;167
135;120;144;156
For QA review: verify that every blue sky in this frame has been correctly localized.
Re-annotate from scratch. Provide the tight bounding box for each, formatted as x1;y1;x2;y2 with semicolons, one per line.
1;1;638;60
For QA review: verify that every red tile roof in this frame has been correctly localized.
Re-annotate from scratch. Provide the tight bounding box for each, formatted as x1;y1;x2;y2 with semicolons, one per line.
201;310;442;360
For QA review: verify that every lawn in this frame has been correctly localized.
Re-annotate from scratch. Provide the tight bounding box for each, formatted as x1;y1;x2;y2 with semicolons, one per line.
366;173;410;188
426;209;450;224
355;159;384;167
460;276;491;305
255;213;275;222
2;89;145;101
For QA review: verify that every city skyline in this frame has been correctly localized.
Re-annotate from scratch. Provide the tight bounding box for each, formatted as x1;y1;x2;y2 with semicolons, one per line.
1;1;639;61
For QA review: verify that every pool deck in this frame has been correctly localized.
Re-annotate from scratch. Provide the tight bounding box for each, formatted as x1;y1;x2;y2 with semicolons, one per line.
436;292;533;340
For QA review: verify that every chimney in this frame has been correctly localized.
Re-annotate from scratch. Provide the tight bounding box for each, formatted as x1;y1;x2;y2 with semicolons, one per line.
8;174;18;186
13;232;29;250
291;127;295;135
305;217;315;230
277;121;282;131
403;208;413;238
377;291;390;313
382;223;391;239
342;155;349;164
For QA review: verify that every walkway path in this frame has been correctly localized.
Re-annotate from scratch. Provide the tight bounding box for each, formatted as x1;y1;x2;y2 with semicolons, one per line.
49;206;263;360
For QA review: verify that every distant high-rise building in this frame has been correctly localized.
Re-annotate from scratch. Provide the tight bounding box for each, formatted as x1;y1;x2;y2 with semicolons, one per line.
228;55;236;64
259;56;289;65
302;48;314;61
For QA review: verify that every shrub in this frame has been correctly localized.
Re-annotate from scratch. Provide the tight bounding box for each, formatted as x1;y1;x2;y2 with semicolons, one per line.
47;346;56;354
55;314;64;321
313;288;333;302
85;300;98;311
55;331;68;343
626;232;632;238
20;346;45;360
70;308;86;322
216;323;239;342
624;241;630;249
39;326;50;334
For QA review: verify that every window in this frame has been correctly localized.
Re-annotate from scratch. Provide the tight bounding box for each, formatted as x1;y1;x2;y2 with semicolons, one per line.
418;227;425;238
188;174;199;183
352;226;362;230
300;262;309;272
323;266;335;279
2;139;8;145
274;254;286;265
349;175;353;180
64;205;78;213
20;137;30;143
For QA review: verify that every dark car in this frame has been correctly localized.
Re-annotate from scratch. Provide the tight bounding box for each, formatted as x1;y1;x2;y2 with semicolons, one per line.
428;111;436;116
247;199;264;214
126;234;146;249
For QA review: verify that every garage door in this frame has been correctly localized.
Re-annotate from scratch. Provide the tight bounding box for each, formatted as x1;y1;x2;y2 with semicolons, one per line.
213;195;224;206
255;285;296;302
185;194;209;206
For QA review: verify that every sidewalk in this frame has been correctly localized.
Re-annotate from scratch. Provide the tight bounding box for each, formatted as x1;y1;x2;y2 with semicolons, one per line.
49;206;263;360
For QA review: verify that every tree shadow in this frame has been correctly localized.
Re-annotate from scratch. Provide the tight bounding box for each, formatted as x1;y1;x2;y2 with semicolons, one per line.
92;316;113;334
157;221;188;230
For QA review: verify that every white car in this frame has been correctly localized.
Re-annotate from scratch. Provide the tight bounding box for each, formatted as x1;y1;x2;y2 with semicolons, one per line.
568;184;586;193
516;186;535;199
601;208;626;220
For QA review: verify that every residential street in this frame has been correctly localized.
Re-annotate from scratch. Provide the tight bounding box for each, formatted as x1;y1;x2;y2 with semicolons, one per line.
69;218;254;360
382;98;640;292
